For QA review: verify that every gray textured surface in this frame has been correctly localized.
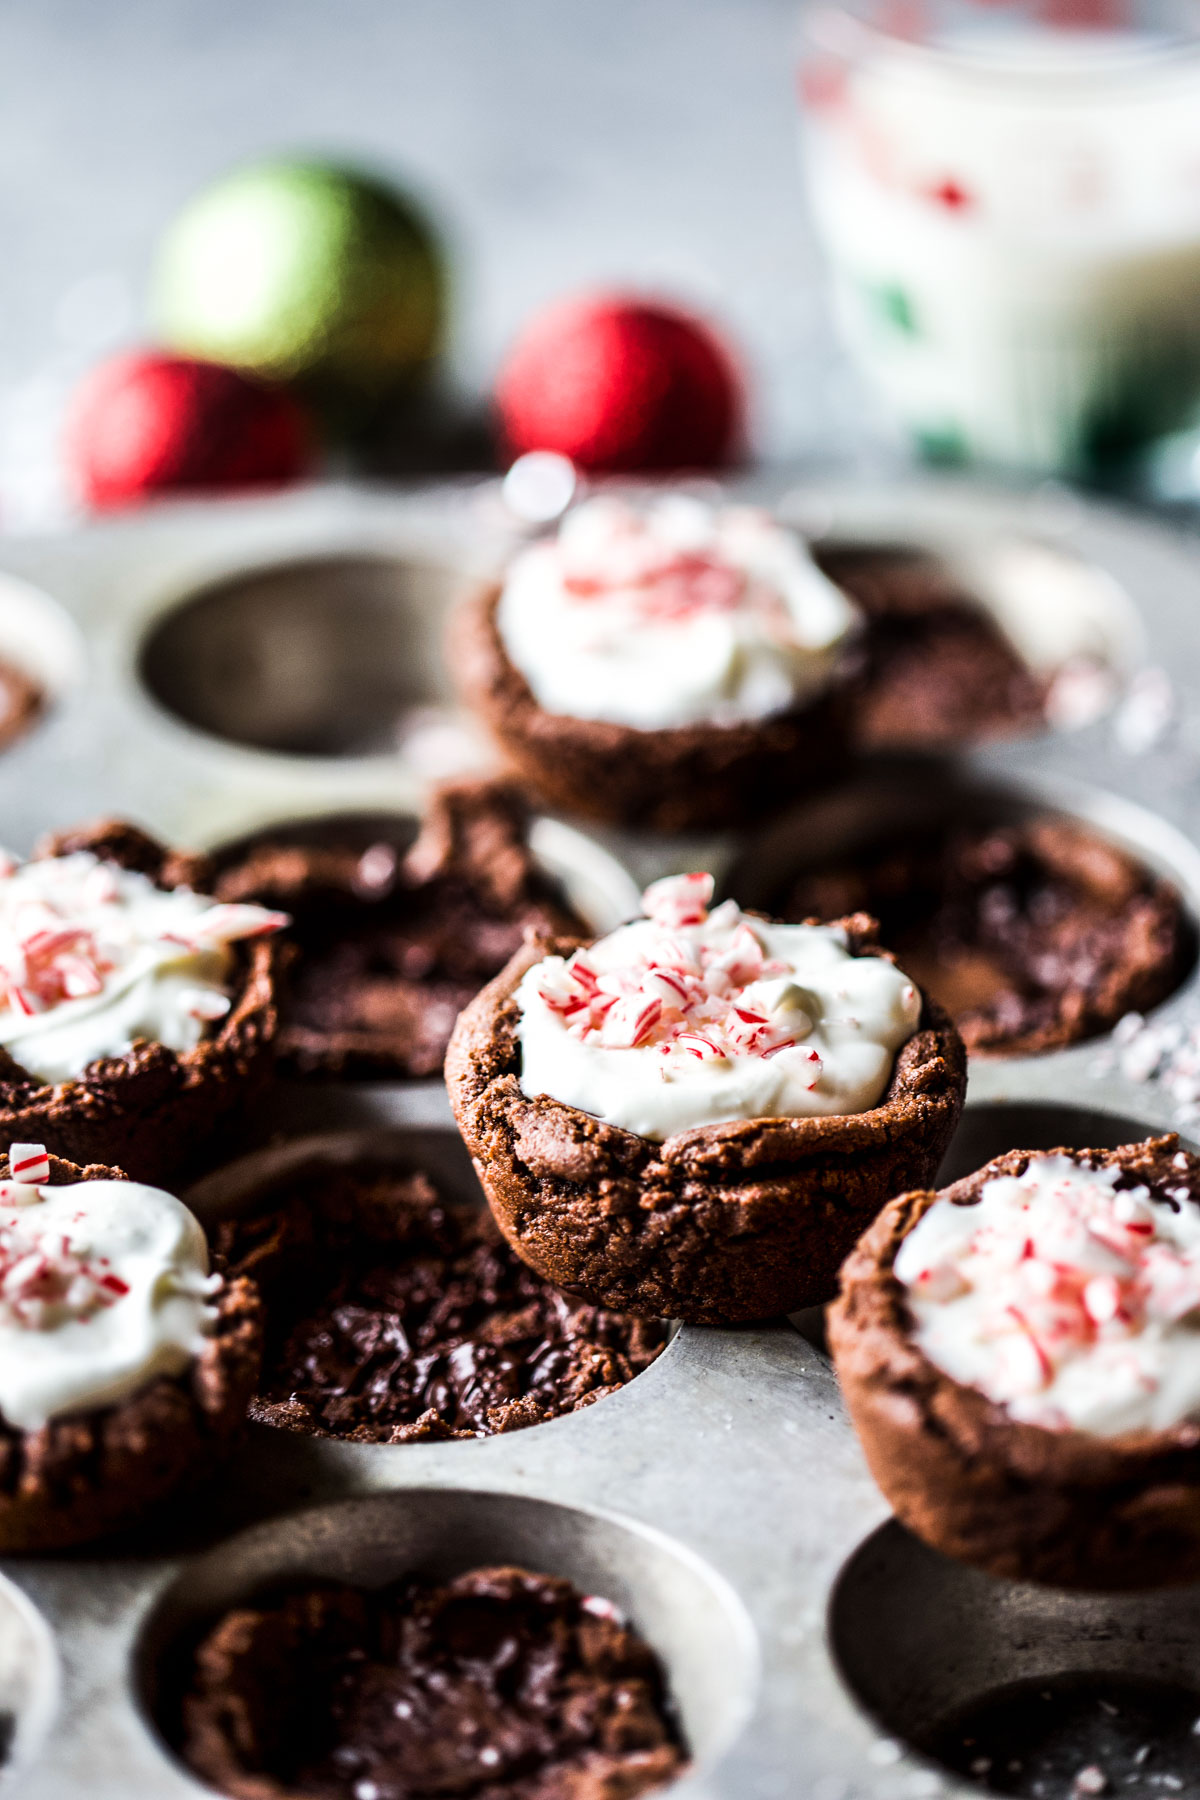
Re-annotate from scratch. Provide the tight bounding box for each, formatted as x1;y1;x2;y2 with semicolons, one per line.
0;0;889;506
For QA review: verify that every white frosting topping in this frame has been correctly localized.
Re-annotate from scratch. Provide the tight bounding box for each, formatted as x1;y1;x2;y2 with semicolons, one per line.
895;1153;1200;1436
516;872;922;1141
0;850;287;1085
496;496;858;730
0;1157;218;1429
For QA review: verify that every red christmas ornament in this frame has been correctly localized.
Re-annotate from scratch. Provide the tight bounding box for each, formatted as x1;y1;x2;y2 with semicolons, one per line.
495;294;743;474
66;351;312;510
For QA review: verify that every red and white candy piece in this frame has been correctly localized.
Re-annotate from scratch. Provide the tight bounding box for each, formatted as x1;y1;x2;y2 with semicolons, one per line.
642;872;714;930
163;903;290;949
7;1143;49;1186
0;1213;130;1330
902;1161;1200;1413
531;872;839;1082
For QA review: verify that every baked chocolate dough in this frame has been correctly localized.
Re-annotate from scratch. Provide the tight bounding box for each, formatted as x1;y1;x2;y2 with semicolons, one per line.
215;780;584;1079
783;814;1190;1058
213;1161;669;1442
0;657;43;752
814;544;1048;752
180;1564;688;1800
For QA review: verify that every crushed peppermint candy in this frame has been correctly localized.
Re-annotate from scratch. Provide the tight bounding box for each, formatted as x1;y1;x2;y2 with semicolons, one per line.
533;873;824;1069
0;1175;218;1430
496;495;858;733
1090;1011;1200;1130
579;1594;624;1623
1073;1768;1107;1795
896;1152;1200;1435
7;1142;49;1185
0;1209;129;1331
0;1143;134;1328
0;849;288;1086
517;873;922;1141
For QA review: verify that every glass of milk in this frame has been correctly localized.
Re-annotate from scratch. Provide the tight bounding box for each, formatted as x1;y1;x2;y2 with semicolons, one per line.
798;0;1200;477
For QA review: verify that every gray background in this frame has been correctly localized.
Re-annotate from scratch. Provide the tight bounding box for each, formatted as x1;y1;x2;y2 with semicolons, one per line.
0;0;891;520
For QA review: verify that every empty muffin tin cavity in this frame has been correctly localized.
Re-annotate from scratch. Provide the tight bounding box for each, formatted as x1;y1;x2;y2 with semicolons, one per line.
137;1487;756;1785
728;770;1200;1059
832;1520;1200;1800
138;552;473;759
188;1127;674;1444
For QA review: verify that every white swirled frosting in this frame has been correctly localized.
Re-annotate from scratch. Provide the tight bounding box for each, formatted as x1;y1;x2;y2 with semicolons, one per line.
895;1153;1200;1435
496;496;858;730
0;1164;219;1429
0;849;287;1084
515;872;921;1141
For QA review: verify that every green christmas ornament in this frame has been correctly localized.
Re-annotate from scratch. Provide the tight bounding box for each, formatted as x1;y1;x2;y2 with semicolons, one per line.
152;159;446;410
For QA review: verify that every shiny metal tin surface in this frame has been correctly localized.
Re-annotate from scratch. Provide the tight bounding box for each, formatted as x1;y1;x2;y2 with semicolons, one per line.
2;476;1200;1799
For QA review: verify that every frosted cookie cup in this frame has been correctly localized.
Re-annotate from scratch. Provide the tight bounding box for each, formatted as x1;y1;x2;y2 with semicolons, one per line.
0;1143;261;1552
452;496;860;834
447;873;965;1324
830;1136;1200;1590
0;820;286;1183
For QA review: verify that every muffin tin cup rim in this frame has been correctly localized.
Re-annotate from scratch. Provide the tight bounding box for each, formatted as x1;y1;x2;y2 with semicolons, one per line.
134;1483;763;1791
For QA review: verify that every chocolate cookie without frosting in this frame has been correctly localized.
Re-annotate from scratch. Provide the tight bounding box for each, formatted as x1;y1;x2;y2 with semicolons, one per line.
830;1136;1200;1590
214;780;585;1080
180;1564;688;1800
212;1160;669;1442
447;886;966;1324
815;544;1049;752
784;815;1190;1057
0;820;283;1185
0;1148;262;1553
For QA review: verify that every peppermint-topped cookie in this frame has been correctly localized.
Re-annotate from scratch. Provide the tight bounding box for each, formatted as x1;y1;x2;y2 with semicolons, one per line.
830;1136;1200;1589
0;846;285;1084
0;1143;261;1552
497;496;856;731
896;1153;1200;1435
452;496;861;832
447;873;966;1323
517;872;921;1140
0;1142;220;1430
0;821;286;1183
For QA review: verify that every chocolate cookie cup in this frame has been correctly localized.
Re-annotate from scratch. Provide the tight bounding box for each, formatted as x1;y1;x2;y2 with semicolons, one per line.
451;580;849;835
446;910;966;1325
829;1136;1200;1591
814;543;1049;752
180;1564;688;1800
0;1148;262;1553
214;779;585;1080
783;813;1192;1058
0;820;283;1184
209;1146;670;1442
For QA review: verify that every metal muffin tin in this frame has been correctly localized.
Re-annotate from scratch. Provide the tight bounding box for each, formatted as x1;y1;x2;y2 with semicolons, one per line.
3;477;1200;1798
